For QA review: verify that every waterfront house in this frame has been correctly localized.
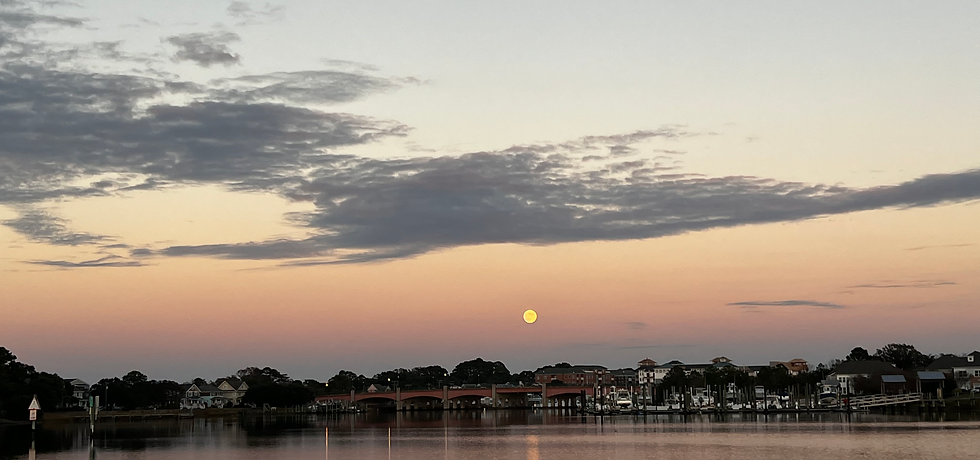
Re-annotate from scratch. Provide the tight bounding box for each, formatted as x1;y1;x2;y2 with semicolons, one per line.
367;383;392;393
926;354;967;374
925;352;980;391
180;383;234;409
215;378;249;406
769;359;809;375
65;379;90;408
952;352;980;391
829;361;899;394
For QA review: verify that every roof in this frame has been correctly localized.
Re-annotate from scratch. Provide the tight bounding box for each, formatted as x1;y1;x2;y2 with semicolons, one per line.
537;365;606;375
609;368;636;375
917;371;947;381
220;377;244;387
655;360;684;368
881;375;907;383
832;360;896;375
198;384;221;392
926;355;968;370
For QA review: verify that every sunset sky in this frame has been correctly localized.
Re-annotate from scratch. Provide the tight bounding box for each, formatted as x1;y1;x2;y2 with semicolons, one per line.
2;1;978;384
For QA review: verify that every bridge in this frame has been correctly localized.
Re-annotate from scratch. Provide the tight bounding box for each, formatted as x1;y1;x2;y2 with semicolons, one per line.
848;392;923;409
316;384;594;411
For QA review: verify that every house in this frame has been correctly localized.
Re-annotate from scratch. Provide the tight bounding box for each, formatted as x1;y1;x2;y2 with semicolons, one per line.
215;378;249;406
180;383;236;409
925;352;980;391
830;361;899;394
65;379;90;408
925;354;966;374
769;359;809;375
367;383;392;393
952;351;980;391
535;365;609;386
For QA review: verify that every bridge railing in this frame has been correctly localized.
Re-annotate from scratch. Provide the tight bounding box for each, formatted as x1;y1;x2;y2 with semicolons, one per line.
849;393;922;408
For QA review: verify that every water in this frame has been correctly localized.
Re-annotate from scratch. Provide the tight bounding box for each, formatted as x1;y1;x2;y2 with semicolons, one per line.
4;411;980;460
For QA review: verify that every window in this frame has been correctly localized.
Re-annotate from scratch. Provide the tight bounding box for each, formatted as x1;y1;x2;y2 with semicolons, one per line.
974;370;980;377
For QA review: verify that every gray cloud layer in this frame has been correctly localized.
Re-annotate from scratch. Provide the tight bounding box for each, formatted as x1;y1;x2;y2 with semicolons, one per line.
3;0;980;268
729;300;847;309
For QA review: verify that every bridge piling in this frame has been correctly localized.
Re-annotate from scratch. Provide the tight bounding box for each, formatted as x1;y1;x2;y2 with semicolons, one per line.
442;386;449;411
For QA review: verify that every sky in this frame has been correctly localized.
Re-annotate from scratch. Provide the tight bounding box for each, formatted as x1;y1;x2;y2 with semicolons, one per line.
1;0;978;384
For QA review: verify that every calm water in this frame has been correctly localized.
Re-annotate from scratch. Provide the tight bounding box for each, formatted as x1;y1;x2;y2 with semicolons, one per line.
4;411;980;460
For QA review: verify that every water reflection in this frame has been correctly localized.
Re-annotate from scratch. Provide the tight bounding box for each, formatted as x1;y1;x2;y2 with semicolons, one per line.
526;435;539;460
3;410;980;460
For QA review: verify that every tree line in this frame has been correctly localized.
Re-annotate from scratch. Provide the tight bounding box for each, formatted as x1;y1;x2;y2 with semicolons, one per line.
0;342;964;419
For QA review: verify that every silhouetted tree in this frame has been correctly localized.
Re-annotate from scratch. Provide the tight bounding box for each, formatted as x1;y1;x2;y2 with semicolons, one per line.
846;347;872;362
450;358;511;385
0;347;71;418
873;343;933;371
326;370;366;394
237;367;291;386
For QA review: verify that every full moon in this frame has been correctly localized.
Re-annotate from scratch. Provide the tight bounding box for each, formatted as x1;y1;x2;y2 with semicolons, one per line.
523;309;538;324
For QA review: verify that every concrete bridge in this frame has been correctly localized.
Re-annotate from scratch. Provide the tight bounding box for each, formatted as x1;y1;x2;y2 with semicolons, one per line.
316;384;594;411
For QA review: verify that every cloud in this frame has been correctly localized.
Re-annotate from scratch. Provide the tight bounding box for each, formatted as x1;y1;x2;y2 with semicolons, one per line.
227;1;285;25
2;207;111;246
626;321;647;330
728;300;847;309
25;255;145;268
906;243;974;251
615;344;697;350
210;70;402;104
2;0;980;268
165;32;242;67
850;281;957;289
157;159;980;265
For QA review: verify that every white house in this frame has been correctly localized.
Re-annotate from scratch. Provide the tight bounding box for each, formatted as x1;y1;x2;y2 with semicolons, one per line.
65;379;90;408
952;351;980;391
829;361;899;394
180;380;249;409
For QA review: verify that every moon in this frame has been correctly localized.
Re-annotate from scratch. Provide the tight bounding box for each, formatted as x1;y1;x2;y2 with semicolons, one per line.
523;309;538;324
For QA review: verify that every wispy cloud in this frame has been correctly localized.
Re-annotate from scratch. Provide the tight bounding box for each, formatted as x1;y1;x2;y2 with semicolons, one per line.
906;243;974;251
728;300;847;309
165;31;242;67
626;321;648;330
615;344;697;350
25;255;145;268
227;1;285;25
850;281;957;289
2;207;111;246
